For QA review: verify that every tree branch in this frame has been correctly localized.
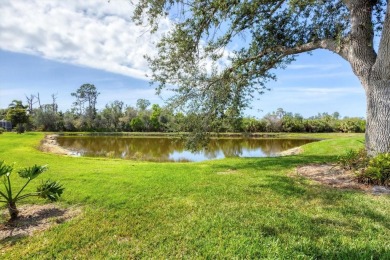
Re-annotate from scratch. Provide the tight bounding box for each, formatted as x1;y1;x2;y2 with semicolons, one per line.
268;0;286;17
237;39;349;67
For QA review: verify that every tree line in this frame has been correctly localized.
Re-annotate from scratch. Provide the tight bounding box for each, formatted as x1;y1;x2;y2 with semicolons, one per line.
0;84;365;134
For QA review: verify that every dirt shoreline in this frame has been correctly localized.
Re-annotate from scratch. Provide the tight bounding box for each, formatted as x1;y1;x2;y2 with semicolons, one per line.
276;146;303;156
39;134;75;156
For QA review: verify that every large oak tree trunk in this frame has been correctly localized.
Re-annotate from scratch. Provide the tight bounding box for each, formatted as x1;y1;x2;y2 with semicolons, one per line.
365;81;390;156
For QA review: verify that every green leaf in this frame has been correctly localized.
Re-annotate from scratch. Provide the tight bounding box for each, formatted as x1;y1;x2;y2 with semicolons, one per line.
36;180;64;202
18;164;48;180
0;161;13;177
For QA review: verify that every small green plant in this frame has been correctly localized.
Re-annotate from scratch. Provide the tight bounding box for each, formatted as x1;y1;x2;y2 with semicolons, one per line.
357;153;390;186
0;127;4;134
0;161;64;221
338;148;369;170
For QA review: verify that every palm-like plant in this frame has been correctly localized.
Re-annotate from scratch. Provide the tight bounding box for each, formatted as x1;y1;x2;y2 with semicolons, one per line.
0;161;64;221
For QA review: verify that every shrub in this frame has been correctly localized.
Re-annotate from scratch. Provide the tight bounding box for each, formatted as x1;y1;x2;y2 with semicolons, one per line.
337;118;366;133
357;153;390;186
338;148;369;171
0;127;4;134
0;161;64;221
304;119;334;133
16;123;25;134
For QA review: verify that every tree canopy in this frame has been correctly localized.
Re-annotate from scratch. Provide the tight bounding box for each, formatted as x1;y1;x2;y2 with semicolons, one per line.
132;0;390;154
6;100;28;133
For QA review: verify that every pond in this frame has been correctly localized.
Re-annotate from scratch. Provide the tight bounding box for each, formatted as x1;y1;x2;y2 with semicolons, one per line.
56;136;318;162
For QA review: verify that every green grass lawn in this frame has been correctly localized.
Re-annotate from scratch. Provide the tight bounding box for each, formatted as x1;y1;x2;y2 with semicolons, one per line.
1;132;389;259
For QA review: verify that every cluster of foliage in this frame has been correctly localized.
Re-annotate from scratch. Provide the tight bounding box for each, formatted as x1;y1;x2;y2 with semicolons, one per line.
0;161;64;221
5;100;29;133
241;109;365;133
338;149;390;186
338;148;369;171
0;85;365;135
359;153;390;186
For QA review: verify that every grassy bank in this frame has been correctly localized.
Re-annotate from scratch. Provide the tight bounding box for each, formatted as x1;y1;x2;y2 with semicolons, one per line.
1;132;389;259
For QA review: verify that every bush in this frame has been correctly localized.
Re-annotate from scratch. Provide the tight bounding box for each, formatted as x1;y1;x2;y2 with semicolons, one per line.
339;149;390;186
337;118;366;133
16;123;25;134
338;148;369;170
304;119;334;133
0;127;4;134
357;153;390;186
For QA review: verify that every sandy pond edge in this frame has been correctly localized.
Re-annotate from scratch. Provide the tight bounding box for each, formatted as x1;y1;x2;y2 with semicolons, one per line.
39;134;75;156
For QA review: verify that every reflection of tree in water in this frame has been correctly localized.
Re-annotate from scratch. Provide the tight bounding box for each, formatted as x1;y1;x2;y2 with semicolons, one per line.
208;139;243;158
57;137;315;162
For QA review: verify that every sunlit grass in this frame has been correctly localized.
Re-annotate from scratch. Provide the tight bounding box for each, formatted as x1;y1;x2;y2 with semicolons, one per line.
1;132;389;259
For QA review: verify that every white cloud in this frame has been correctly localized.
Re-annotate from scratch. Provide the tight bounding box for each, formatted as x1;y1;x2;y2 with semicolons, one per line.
0;0;171;80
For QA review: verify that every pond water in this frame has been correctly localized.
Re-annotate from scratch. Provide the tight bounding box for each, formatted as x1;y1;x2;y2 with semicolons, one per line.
56;136;317;162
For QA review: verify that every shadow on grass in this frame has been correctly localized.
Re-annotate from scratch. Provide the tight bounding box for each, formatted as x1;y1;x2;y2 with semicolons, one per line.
206;155;390;258
0;207;67;244
209;154;339;172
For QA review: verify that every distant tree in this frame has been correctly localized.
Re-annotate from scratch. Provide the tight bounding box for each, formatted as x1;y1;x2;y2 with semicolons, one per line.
136;99;151;111
6;100;28;133
50;93;59;114
120;106;138;131
150;104;162;131
25;94;38;115
130;117;144;132
63;110;77;131
33;104;61;131
242;117;263;133
0;109;7;120
332;112;340;120
263;109;284;132
71;84;99;116
101;100;124;130
71;84;100;129
282;113;305;132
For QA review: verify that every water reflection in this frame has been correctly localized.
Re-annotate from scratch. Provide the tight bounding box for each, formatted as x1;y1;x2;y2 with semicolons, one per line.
56;136;317;162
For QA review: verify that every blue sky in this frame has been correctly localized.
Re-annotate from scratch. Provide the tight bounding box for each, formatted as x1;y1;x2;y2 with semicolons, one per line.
0;0;366;118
